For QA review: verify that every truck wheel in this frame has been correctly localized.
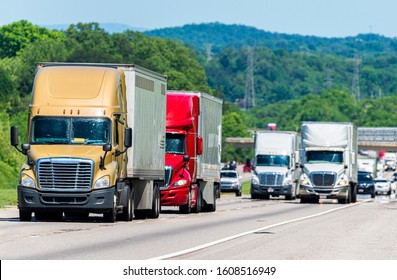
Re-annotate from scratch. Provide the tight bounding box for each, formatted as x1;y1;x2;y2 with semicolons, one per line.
103;196;117;223
147;184;160;219
236;189;242;197
119;187;134;221
204;187;217;212
192;186;201;213
19;210;32;221
180;188;191;214
351;185;357;203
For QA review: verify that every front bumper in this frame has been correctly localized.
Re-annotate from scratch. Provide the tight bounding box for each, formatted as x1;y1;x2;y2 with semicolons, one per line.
375;186;390;194
357;186;374;195
160;187;189;206
299;185;349;199
251;184;293;196
221;183;241;192
18;186;115;213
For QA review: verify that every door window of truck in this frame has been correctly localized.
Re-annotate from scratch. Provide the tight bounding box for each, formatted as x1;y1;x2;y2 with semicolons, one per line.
256;155;289;167
165;133;185;154
306;151;343;164
31;116;110;145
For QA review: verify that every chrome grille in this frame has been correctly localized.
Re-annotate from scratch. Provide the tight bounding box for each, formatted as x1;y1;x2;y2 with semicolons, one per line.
37;158;94;190
162;166;173;189
258;173;284;186
311;172;336;187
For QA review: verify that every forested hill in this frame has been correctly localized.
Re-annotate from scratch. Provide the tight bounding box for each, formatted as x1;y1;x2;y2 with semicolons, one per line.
145;22;397;58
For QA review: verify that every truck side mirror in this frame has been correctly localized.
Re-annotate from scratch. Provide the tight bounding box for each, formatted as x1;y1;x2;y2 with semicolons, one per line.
103;144;112;151
100;144;112;171
10;126;30;155
183;155;190;162
124;127;132;148
197;136;203;155
10;126;19;147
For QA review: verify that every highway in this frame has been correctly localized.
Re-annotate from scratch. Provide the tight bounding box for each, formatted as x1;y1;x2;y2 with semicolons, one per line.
1;180;397;260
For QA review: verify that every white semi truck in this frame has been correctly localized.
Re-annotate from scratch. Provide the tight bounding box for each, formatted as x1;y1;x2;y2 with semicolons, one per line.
299;122;358;204
251;131;301;200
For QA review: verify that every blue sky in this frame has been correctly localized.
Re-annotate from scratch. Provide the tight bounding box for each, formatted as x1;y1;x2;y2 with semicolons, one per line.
1;0;396;38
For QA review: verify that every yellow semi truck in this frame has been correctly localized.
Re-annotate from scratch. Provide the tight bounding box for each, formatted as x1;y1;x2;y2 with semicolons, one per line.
11;63;166;222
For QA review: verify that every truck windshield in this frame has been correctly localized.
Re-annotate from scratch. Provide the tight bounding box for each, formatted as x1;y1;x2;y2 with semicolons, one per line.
306;151;343;164
358;173;373;182
256;155;290;167
31;116;111;145
166;133;185;154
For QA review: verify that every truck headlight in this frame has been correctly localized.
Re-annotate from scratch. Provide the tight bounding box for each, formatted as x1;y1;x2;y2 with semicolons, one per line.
337;178;348;186
300;174;310;186
173;179;188;186
251;175;259;185
21;174;35;188
283;177;292;185
94;176;110;189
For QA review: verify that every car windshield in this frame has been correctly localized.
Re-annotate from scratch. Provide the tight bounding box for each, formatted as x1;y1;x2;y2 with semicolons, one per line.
221;172;238;178
256;155;290;167
358;173;373;182
375;179;387;183
31;116;111;145
166;133;185;154
306;151;343;164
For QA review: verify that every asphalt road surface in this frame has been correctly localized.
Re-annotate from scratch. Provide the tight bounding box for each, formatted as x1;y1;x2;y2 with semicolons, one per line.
1;188;397;260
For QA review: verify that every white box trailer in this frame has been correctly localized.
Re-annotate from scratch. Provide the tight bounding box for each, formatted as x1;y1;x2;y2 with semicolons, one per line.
251;131;301;200
299;122;358;204
123;66;166;217
125;67;166;179
196;92;223;182
358;158;377;177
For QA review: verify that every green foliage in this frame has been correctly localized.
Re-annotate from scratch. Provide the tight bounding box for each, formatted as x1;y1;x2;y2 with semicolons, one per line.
145;22;397;58
0;20;64;58
221;112;253;163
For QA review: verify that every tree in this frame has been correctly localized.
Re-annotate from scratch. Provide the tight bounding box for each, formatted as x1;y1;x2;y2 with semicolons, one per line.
0;20;64;58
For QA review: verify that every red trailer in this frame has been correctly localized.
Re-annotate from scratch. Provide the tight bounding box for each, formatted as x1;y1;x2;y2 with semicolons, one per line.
161;92;222;213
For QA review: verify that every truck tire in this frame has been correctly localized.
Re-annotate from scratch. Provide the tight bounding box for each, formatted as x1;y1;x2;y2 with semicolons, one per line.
179;188;191;214
204;187;217;212
147;184;160;219
119;187;134;221
192;186;201;213
19;209;32;222
103;196;117;223
351;185;357;203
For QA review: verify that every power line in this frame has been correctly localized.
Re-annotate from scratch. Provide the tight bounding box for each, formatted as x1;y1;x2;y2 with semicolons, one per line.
245;46;255;110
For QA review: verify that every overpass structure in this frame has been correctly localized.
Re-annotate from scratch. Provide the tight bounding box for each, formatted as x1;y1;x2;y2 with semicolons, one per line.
225;127;397;151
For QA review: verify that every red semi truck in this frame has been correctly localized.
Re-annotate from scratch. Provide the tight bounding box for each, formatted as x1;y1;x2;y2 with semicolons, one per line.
161;91;222;213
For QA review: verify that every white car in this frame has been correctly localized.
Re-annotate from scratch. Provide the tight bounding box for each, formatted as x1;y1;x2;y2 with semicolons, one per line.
374;178;392;195
220;170;242;196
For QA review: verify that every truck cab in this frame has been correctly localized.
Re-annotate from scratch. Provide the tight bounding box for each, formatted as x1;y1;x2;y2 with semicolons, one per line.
299;122;358;204
161;91;222;214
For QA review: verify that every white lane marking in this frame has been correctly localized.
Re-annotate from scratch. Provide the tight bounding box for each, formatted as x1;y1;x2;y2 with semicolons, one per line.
149;200;367;260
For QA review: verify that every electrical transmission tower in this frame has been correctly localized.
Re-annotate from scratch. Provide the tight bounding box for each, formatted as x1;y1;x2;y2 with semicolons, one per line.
204;44;213;62
352;53;360;101
245;47;255;110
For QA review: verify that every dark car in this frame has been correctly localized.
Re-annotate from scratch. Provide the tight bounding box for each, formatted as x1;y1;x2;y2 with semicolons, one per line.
357;172;375;198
